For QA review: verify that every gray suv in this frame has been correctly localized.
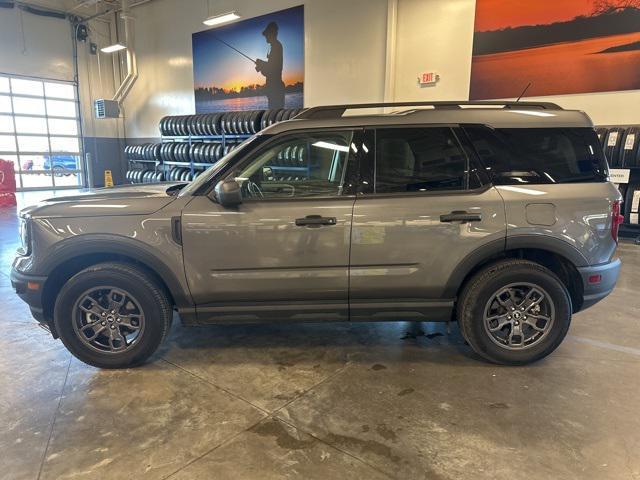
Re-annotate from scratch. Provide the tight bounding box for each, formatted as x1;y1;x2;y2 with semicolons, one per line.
11;101;622;368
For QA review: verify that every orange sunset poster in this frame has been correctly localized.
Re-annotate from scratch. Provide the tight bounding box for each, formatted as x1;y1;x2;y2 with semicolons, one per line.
469;0;640;99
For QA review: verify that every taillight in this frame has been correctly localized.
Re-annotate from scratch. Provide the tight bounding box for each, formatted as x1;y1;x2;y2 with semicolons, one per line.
611;200;624;243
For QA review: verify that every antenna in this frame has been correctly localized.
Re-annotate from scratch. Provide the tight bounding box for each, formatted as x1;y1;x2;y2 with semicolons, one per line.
516;82;532;102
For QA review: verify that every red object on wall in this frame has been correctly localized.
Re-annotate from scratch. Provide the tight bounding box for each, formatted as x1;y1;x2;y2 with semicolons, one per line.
0;159;17;207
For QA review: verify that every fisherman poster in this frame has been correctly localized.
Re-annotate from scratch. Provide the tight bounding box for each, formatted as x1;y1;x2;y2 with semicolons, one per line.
192;6;304;113
469;0;640;99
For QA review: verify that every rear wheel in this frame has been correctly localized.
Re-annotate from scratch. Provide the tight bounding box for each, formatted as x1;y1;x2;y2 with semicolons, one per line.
457;259;572;365
54;263;172;369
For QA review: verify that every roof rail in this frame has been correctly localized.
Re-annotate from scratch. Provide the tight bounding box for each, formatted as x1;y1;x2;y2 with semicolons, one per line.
295;101;563;120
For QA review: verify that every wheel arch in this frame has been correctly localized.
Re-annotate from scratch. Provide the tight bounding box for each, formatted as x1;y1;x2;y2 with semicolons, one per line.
39;235;191;328
446;236;586;313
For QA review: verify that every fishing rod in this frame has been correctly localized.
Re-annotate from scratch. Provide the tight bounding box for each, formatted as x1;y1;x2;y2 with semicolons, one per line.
211;34;257;64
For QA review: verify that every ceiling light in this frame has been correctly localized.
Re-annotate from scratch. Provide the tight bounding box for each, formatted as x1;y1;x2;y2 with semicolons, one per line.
203;11;240;27
100;43;127;53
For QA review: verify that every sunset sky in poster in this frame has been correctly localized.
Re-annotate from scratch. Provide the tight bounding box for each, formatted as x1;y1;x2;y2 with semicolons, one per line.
193;6;303;91
475;0;595;31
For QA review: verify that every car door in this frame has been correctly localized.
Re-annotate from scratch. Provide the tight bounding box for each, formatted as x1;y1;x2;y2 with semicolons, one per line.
181;129;358;323
349;126;506;321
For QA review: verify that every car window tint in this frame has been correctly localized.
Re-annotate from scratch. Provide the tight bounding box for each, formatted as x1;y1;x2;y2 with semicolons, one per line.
233;131;353;200
374;127;478;193
464;126;608;184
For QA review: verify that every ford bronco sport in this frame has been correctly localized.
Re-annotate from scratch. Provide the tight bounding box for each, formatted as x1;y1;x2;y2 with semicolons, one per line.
11;101;622;368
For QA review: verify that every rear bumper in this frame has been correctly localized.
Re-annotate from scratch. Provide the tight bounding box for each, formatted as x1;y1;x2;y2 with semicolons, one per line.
577;258;621;311
10;267;49;326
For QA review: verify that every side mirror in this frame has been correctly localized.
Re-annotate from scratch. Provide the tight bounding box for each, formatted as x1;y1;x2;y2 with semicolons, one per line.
213;179;242;207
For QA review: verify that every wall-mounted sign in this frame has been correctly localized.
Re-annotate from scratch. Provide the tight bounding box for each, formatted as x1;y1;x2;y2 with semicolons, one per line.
609;168;630;184
470;1;640;99
418;72;439;86
193;6;304;113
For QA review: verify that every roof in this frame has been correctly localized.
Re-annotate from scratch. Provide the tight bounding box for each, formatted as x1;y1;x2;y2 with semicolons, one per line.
261;102;593;135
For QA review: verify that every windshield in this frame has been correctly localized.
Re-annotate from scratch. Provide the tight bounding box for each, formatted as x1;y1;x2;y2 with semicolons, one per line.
178;134;268;196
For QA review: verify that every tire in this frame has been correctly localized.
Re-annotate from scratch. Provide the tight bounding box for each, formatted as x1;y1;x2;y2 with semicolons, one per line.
54;262;172;369
457;259;571;365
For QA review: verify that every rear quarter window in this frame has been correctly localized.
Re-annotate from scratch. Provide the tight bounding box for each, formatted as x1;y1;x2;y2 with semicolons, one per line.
464;126;608;184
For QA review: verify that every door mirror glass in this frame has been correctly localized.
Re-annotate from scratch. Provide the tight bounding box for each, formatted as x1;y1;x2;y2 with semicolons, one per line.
213;179;242;207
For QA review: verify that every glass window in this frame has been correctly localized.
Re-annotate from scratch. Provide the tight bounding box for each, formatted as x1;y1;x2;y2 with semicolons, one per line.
19;155;46;171
232;131;353;200
50;137;80;153
0;75;83;191
11;78;43;96
48;118;78;135
0;115;14;133
44;82;75;99
0;134;16;151
21;172;54;189
464;126;608;184
15;116;48;134
17;135;49;152
13;97;45;115
0;95;13;113
374;127;479;193
46;99;76;117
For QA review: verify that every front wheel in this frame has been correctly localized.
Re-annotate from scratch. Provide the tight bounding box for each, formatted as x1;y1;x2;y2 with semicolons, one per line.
54;263;172;368
457;259;572;365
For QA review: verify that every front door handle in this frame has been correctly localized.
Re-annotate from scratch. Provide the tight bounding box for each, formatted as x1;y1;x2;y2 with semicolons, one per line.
440;211;482;223
295;215;337;227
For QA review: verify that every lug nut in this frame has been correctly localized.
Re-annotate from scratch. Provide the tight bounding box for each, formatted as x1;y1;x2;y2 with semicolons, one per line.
101;321;106;326
110;325;115;329
101;312;106;316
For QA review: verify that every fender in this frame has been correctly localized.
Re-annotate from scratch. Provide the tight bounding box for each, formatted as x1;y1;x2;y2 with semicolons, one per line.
38;233;193;309
442;234;588;298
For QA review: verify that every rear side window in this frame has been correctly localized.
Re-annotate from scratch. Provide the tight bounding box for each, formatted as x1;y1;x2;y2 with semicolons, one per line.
374;127;482;193
464;126;608;184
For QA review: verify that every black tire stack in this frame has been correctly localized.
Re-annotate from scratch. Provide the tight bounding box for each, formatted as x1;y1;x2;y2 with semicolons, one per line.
126;108;305;185
596;125;640;227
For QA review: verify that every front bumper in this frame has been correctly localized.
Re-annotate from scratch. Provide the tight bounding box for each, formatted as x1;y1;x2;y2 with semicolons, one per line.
577;258;621;311
10;267;49;326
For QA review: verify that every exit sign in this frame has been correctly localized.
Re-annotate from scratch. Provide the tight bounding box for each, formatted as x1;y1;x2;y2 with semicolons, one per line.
418;72;440;85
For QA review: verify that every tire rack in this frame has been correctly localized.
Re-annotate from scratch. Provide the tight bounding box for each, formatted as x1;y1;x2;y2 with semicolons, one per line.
597;125;640;242
125;108;305;184
160;132;250;181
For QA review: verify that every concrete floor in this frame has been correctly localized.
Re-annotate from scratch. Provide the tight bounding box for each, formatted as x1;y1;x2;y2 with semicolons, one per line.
1;195;640;480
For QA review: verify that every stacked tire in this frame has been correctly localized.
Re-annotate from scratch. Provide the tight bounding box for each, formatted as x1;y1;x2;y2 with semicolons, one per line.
124;143;161;161
125;170;164;184
159;108;304;137
597;125;640;227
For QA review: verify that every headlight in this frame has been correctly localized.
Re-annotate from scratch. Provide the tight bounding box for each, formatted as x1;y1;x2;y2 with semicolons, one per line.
18;217;31;255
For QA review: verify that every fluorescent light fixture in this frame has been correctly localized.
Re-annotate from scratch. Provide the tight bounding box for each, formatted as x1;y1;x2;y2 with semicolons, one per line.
101;43;127;53
203;11;240;26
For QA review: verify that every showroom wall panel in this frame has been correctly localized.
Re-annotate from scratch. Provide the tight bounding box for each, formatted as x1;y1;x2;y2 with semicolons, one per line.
122;0;389;138
393;0;640;125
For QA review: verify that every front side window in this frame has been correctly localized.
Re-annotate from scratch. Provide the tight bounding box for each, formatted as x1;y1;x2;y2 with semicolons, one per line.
232;130;353;200
464;126;608;184
374;127;481;193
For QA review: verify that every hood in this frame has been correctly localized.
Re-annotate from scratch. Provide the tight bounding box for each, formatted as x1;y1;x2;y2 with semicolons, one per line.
21;183;186;219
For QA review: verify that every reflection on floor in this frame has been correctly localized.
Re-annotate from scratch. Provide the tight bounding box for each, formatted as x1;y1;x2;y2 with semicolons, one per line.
1;195;639;479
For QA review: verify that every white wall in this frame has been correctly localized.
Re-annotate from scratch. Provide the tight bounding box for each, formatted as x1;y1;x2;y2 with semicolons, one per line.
0;5;74;81
123;0;388;138
0;4;121;138
123;0;639;138
392;0;640;126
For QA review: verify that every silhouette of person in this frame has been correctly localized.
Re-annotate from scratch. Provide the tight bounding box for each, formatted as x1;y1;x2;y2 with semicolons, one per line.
255;21;285;109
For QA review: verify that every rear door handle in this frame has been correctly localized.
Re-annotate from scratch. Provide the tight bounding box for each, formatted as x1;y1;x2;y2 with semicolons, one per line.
295;215;337;227
440;211;482;223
